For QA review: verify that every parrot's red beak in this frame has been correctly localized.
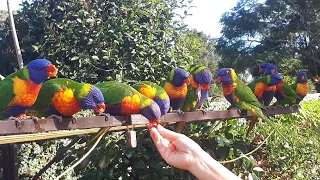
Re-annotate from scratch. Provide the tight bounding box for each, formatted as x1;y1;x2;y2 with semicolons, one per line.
217;76;222;83
301;76;305;81
47;64;57;77
94;102;106;113
259;68;263;73
200;84;210;90
149;120;160;128
271;69;276;74
184;78;190;85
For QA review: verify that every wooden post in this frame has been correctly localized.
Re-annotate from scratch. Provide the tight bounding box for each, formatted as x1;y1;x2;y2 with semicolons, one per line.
4;0;24;179
1;144;19;180
7;0;24;69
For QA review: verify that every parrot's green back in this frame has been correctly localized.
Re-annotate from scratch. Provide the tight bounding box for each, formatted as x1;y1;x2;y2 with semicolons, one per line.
29;78;85;116
282;82;299;98
95;81;149;106
132;81;167;100
247;76;270;91
234;77;266;110
182;84;197;111
290;83;297;92
0;67;30;116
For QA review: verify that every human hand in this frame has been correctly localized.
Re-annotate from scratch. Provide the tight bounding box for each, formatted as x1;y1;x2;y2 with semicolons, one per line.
149;124;204;171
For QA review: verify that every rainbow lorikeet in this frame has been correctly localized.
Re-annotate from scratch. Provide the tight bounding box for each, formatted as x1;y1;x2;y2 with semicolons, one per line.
248;73;284;106
290;72;309;104
27;78;106;123
175;66;212;133
258;63;272;75
217;68;287;138
0;59;57;126
264;64;277;76
132;81;170;116
95;81;161;127
162;68;190;114
273;79;301;107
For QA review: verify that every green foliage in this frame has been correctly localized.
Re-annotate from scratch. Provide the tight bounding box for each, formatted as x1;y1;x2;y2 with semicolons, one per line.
217;0;320;79
252;100;320;179
0;0;193;83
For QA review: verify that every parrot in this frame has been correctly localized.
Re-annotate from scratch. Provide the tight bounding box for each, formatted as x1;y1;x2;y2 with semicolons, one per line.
176;66;212;133
290;72;309;103
273;79;301;107
248;73;284;106
95;81;161;127
27;78;106;123
85;81;162;145
131;81;170;116
217;68;287;139
264;64;278;76
259;63;272;75
0;59;57;126
162;68;190;115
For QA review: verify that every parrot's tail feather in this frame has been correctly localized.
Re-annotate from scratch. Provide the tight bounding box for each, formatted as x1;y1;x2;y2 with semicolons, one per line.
176;121;186;133
85;127;110;148
246;116;258;136
256;109;289;142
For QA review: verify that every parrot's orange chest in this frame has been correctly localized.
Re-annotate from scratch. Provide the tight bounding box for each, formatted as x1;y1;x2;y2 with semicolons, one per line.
163;82;187;98
222;83;237;96
121;93;141;115
11;77;42;107
51;88;82;116
296;83;309;96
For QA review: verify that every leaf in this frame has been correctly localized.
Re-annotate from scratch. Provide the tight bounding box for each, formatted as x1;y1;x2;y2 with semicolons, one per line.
132;158;145;170
98;155;108;169
31;45;39;52
92;56;99;60
71;56;79;61
253;167;264;172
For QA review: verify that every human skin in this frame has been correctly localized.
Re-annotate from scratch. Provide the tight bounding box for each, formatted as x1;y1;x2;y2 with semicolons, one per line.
149;125;242;180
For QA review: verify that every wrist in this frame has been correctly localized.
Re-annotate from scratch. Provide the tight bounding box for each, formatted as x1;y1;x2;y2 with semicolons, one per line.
188;150;241;180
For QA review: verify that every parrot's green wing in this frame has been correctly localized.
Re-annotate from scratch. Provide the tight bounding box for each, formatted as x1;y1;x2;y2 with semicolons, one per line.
0;67;30;112
182;84;197;111
30;78;73;111
235;78;266;110
95;81;137;105
290;83;297;92
132;81;166;97
247;76;270;91
282;82;300;99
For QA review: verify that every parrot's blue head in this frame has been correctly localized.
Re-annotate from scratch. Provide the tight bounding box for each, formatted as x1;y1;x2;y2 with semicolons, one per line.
27;59;57;84
140;100;161;127
264;64;277;76
297;72;308;83
217;68;236;84
269;73;284;86
80;85;106;113
259;63;271;75
154;95;170;116
193;68;212;90
170;68;190;87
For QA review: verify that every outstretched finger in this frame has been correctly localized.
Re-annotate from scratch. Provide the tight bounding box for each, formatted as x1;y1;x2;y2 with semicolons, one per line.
157;124;182;141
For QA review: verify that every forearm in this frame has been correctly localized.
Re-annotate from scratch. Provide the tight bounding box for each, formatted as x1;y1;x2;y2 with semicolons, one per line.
188;151;241;180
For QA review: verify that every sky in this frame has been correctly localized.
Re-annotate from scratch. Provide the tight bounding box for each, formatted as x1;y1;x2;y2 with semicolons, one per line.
0;0;238;38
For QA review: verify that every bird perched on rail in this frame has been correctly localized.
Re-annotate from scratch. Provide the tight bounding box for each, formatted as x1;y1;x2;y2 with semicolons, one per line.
162;68;190;115
86;81;162;146
176;65;212;133
217;68;287;138
290;72;309;104
248;73;284;107
95;81;161;127
27;78;106;123
132;81;170;116
0;59;57;126
273;78;301;107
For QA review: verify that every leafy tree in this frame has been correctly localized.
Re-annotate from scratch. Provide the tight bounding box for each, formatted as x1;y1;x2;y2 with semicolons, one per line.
0;0;192;83
217;0;320;86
